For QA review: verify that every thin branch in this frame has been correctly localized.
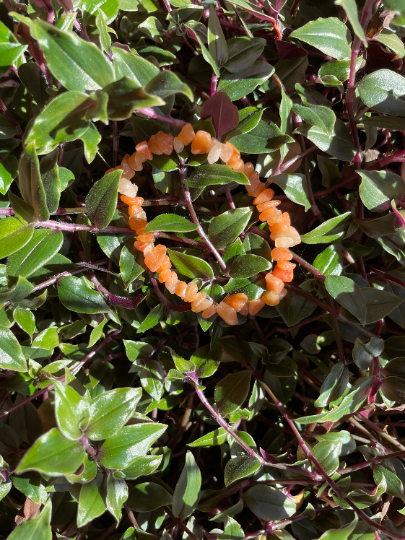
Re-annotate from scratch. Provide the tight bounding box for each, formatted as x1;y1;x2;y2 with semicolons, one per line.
137;108;187;128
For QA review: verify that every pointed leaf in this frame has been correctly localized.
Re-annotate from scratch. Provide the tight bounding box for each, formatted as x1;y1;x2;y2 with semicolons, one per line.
86;169;121;228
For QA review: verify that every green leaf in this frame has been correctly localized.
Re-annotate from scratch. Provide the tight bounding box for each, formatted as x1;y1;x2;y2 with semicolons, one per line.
120;245;144;288
214;370;251;415
359;170;405;212
362;287;403;324
0;326;27;372
298;377;374;424
224;109;264;141
243;485;296;521
218;61;274;101
0;218;34;259
218;518;244;540
103;77;163;121
188;428;227;447
13;307;35;336
172;450;201;518
87;387;142;440
121;455;163;480
86;169;121;228
80;122;102;163
54;381;90;441
271;173;311;211
208;208;252;250
312;440;341;475
26;91;93;153
335;0;366;45
191;343;222;378
96;9;111;54
18;143;49;221
137;304;163;333
106;475;128;522
224;456;261;486
7;229;64;278
325;275;366;325
290;17;351;60
353;337;384;371
77;476;106;527
65;455;98;484
141;359;164;401
168;249;214;280
100;423;167;469
145;71;193;101
0;20;27;68
292;104;336;136
224;37;266;73
374;31;405;57
88;318;108;347
315;364;350;407
145;214;197;233
33;20;115;92
385;357;405;378
7;499;52;540
229;254;270;278
0;155;18;194
208;5;228;66
58;276;110;314
294;119;355;162
40;149;61;213
185;164;249;189
301;212;351;244
127;482;172;512
362;116;405;131
313;244;342;276
229;119;291;154
113;47;160;86
358;69;405;116
16;428;85;475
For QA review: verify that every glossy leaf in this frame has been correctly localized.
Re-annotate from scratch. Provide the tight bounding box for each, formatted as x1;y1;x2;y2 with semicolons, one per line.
185;164;249;188
113;47;160;85
18;143;49;221
358;69;405;116
188;428;227;447
301;212;351;244
86;169;121;228
16;428;85;475
335;0;366;45
172;451;201;518
87;387;142;440
106;475;128;522
77;476;106;527
359;170;405;212
243;485;296;521
290;17;351;60
208;208;252;250
272;173;311;211
168;249;214;280
229;119;291;154
218;61;274;101
54;381;90;440
7;229;64;278
0;326;27;372
325;275;366;325
100;423;167;469
58;276;110;314
208;5;228;66
229;254;270;278
33;20;115;91
0;218;34;260
127;482;172;512
224;456;261;486
145;214;197;233
214;370;251;415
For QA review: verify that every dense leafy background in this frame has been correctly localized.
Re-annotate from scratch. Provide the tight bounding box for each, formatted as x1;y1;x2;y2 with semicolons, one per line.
1;0;405;539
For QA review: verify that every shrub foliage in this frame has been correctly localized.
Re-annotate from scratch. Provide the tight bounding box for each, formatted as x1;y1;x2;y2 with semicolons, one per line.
1;0;405;538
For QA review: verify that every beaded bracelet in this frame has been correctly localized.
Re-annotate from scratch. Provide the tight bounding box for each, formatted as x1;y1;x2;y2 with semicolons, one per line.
105;123;301;326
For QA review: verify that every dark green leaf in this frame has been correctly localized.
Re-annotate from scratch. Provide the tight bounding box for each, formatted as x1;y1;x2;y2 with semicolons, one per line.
127;482;172;512
243;485;296;521
145;71;193;101
358;69;405;116
214;370;251;415
301;212;351;244
290;17;351;60
7;229;64;278
0;326;27;372
359;170;405;212
224;456;261;486
229;254;270;278
188;428;227;447
208;208;252;250
325;275;366;325
18;143;49;221
272;173;311;211
185;164;248;188
229;119;291;154
58;276;110;314
218;61;274;101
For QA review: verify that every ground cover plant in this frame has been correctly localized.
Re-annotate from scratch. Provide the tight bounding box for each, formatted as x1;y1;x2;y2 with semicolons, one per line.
2;0;405;538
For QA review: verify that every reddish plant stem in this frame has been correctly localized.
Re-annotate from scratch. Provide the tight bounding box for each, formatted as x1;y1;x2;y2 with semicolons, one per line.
338;450;405;474
270;311;328;335
163;506;199;540
224;185;236;210
270;145;317;177
157;232;205;248
0;330;120;421
148;271;191;312
210;72;218;96
137;108;187;128
180;166;229;275
90;271;144;309
34;220;135;235
124;503;139;528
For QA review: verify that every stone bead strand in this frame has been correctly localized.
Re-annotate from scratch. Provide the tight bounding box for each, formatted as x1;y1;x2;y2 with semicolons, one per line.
104;123;301;325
